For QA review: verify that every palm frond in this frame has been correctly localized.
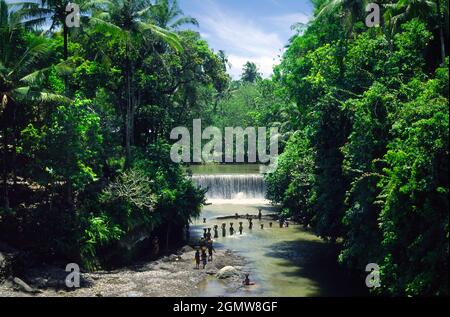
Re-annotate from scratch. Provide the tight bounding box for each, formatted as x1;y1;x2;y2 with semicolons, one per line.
12;39;50;79
170;16;198;29
138;21;183;52
90;16;124;37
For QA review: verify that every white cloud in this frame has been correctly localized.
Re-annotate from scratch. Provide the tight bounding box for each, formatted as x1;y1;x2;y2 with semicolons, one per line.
194;1;285;79
265;13;310;29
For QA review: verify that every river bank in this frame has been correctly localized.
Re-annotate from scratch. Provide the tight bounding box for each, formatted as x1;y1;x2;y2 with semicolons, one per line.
0;247;247;297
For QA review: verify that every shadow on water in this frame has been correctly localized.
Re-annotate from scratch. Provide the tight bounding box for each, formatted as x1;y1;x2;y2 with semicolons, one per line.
264;235;369;297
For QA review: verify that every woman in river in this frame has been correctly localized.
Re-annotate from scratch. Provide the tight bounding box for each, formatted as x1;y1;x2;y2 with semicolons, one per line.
213;225;219;239
243;274;255;286
222;223;226;237
151;236;160;258
199;237;206;249
195;249;201;269
207;240;216;261
229;223;235;235
201;249;208;269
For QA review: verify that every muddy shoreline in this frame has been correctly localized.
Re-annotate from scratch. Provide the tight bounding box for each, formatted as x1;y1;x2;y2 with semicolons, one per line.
0;247;247;297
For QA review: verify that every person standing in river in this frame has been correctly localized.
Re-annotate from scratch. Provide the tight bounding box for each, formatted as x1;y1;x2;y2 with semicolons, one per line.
243;274;255;286
239;222;244;235
222;223;226;237
194;249;201;269
152;236;160;258
206;228;212;240
213;225;219;239
199;237;206;249
201;249;208;269
249;218;253;230
229;223;235;235
207;239;216;261
203;228;208;239
258;209;262;221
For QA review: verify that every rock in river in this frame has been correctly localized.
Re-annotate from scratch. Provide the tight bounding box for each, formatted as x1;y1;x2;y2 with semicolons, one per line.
216;266;239;279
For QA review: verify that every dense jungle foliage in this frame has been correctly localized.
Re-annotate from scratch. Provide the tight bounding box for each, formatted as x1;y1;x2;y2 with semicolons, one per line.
0;0;448;296
264;0;449;296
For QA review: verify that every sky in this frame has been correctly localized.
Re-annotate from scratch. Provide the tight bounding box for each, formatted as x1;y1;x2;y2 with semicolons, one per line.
178;0;314;79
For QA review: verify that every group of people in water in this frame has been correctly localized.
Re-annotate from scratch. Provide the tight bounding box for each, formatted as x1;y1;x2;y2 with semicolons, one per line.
191;209;290;270
189;209;292;287
200;210;289;236
195;237;216;269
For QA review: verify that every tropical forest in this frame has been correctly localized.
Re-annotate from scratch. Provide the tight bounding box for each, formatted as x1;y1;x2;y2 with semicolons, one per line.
0;0;448;298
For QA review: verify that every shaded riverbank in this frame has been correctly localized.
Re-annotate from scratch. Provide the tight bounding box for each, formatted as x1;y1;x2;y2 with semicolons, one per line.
0;248;247;297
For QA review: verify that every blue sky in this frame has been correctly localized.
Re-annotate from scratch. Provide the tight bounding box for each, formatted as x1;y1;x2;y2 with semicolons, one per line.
178;0;314;79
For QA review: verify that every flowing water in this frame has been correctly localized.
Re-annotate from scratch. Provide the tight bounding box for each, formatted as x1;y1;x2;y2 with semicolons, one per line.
191;174;266;200
190;165;368;297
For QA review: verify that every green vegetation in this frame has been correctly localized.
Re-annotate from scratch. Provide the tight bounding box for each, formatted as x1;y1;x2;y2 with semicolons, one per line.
264;0;449;296
0;0;226;269
0;0;448;297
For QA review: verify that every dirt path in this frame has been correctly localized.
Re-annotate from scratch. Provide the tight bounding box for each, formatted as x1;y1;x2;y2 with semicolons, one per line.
0;249;247;297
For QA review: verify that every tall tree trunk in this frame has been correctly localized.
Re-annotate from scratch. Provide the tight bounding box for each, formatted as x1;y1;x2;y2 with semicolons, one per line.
436;0;446;65
63;21;70;96
125;41;132;168
11;107;17;187
2;123;9;209
63;23;68;61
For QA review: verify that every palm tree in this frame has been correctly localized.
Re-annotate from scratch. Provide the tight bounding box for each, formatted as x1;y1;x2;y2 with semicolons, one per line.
217;50;230;71
241;61;261;83
89;0;182;166
1;0;67;208
384;0;447;64
19;1;85;61
317;0;370;37
18;0;91;96
149;0;198;30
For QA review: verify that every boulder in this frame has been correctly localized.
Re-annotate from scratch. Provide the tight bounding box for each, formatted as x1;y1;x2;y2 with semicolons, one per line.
216;266;239;279
180;245;194;253
12;277;41;294
180;252;194;261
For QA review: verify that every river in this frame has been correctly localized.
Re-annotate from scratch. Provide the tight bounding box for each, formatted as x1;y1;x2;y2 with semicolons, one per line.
189;165;368;297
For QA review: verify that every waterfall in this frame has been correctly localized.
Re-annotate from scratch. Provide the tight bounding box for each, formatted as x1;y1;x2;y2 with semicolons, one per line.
192;174;266;200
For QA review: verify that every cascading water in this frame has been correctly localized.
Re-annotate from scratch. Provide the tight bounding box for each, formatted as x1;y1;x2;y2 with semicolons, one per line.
191;174;266;200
